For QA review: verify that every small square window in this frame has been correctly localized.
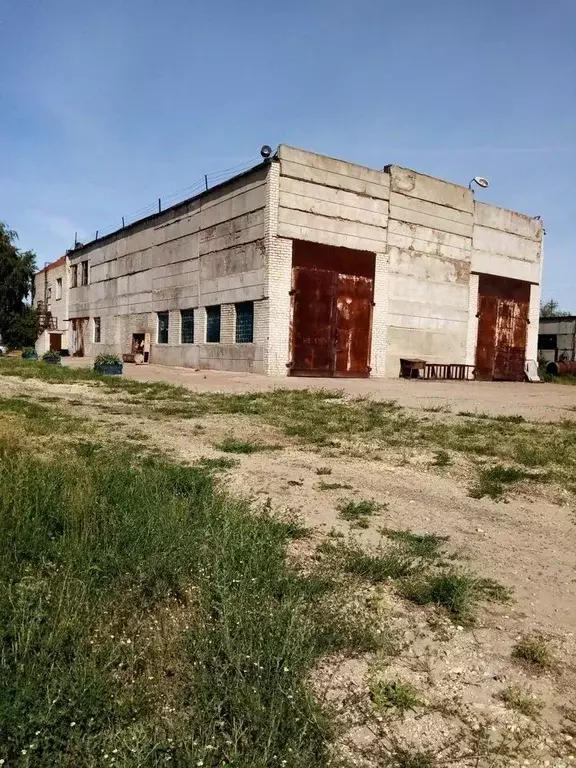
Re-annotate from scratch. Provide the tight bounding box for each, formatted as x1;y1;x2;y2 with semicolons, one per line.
206;305;221;343
56;278;62;300
157;311;169;344
70;264;78;288
181;309;194;343
94;317;101;343
81;261;89;286
235;301;254;343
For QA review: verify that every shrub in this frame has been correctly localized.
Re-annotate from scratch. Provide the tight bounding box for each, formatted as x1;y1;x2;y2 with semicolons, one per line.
21;347;36;357
94;353;122;367
42;350;60;362
512;635;553;669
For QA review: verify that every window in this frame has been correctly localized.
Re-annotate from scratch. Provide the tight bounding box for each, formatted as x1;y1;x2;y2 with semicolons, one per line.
180;309;194;343
235;301;254;343
94;317;101;343
157;311;169;344
70;264;78;288
205;305;221;343
81;261;89;286
56;278;62;300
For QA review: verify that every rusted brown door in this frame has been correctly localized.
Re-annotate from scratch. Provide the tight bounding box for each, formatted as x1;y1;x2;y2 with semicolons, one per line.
49;333;62;352
334;274;373;377
290;268;373;377
291;267;335;376
475;275;530;381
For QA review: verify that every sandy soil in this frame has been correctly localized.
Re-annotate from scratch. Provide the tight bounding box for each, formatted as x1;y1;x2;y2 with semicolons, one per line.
3;368;576;765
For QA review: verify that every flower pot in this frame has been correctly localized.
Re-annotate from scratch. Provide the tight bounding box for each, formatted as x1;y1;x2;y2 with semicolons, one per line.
94;363;123;376
22;352;38;360
44;358;61;365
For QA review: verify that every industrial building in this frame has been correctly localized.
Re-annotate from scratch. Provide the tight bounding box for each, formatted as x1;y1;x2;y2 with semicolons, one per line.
538;316;576;364
34;145;544;380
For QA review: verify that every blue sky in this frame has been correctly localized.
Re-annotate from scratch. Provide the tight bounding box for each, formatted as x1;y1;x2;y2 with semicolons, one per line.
1;0;574;308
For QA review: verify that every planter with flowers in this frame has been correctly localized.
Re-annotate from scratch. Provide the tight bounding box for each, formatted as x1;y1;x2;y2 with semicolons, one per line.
42;350;61;366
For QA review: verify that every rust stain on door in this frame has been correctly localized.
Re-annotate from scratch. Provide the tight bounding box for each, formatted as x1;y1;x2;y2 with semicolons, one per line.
476;275;530;381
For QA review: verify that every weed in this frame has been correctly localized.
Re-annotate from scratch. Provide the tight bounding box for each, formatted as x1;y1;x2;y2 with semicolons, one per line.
215;438;283;454
469;464;540;500
498;685;543;717
343;548;416;582
380;528;448;559
337;498;382;523
370;680;423;714
431;449;452;467
317;481;353;491
401;571;511;623
315;466;332;475
423;404;451;414
512;635;553;669
194;456;238;470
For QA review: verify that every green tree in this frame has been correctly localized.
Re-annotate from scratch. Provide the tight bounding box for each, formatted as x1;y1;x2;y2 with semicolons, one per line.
540;299;571;318
0;223;37;348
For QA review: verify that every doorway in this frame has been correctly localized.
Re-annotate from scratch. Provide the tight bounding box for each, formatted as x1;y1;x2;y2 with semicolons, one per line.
475;274;530;381
71;318;89;357
289;241;375;377
49;333;62;352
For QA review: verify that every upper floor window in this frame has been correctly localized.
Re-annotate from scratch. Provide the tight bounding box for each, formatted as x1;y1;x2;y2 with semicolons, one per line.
235;301;254;343
81;261;89;286
70;264;78;288
56;278;62;300
206;305;221;343
181;309;194;343
157;312;169;344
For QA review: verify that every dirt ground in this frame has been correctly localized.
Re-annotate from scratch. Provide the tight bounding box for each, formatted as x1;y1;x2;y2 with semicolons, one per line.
3;366;576;765
65;357;576;422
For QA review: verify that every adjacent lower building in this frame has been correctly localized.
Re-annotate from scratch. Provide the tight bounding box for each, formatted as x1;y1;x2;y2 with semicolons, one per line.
34;145;544;379
33;255;70;355
538;316;576;364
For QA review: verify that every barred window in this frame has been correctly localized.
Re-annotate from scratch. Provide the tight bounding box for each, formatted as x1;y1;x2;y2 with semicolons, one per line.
206;306;221;343
70;264;78;288
235;301;254;343
181;309;194;343
157;312;169;344
81;261;89;286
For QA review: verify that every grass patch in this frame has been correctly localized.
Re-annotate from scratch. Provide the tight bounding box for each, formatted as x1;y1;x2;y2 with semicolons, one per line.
512;635;553;669
195;456;238;471
215;438;283;454
498;685;543;717
370;680;423;714
400;571;511;623
431;449;452;467
315;466;332;475
317;481;353;491
380;528;448;559
0;421;382;766
337;498;382;525
469;464;541;500
0;396;81;435
343;547;416;582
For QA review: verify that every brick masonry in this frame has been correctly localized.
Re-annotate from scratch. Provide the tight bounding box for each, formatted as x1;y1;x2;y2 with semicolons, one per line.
465;273;480;368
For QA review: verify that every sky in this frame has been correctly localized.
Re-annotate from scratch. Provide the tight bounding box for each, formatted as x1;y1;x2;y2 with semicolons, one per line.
1;0;574;308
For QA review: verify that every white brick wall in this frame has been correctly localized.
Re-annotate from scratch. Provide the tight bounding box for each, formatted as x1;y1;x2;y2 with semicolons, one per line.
465;273;479;368
526;280;541;365
220;304;235;343
264;162;292;376
370;253;389;377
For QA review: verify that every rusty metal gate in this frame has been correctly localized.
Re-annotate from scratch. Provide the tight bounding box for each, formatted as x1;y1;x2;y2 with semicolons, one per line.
289;242;375;378
475;275;530;381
